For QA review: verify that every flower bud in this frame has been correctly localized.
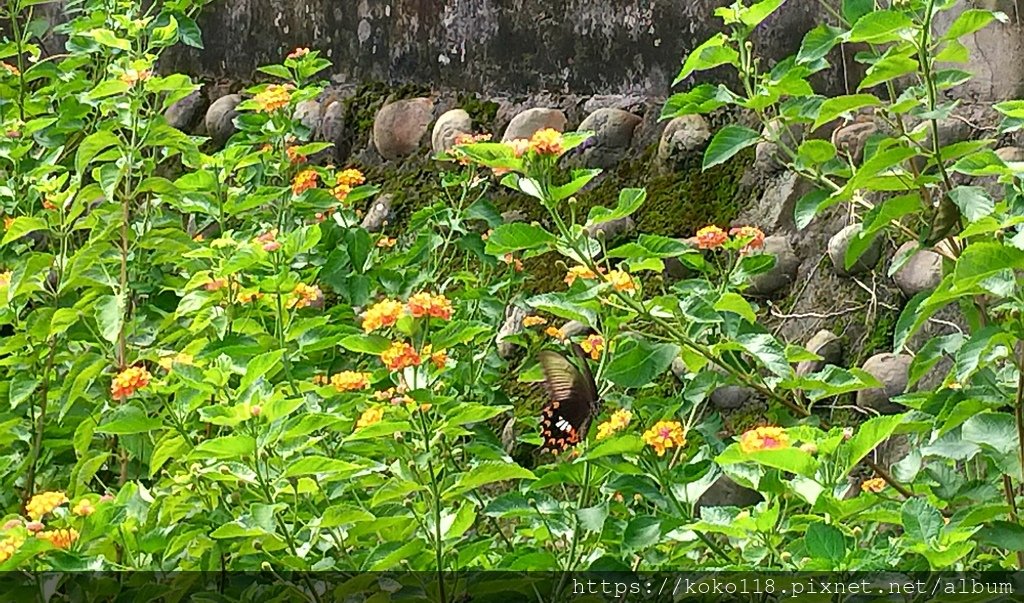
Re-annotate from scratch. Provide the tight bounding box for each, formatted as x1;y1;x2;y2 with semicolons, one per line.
799;443;818;455
25;521;44;533
251;405;262;417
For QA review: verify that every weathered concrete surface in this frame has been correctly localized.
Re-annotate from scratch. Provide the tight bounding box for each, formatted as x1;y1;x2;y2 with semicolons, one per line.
157;0;840;95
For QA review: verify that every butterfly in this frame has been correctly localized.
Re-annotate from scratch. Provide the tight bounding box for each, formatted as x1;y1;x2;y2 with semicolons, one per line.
538;348;600;454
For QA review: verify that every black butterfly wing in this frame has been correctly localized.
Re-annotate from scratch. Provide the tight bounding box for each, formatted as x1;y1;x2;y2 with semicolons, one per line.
538;350;599;454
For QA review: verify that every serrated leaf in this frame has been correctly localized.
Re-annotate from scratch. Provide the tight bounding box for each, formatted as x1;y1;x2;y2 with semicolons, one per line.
443;462;536;500
703;125;760;169
605;339;679;388
484;223;556;255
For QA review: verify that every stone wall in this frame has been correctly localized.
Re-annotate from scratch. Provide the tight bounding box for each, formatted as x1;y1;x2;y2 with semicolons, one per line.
161;0;842;96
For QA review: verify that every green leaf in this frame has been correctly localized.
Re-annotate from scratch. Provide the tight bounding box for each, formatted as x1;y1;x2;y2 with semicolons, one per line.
75;130;120;174
703;125;760;169
70;451;110;499
842;0;874;23
484;223;556;255
89;28;131;51
257;65;293;80
736;333;791;378
96;405;162;435
583;434;645;460
239;349;283;391
894;290;933;350
622;516;662;552
1;216;48;246
526;292;599;327
586;188;646;228
977;521;1024;551
282;456;364;479
813;94;881;130
8;374;39;410
947;186;994;222
189;435;255;460
837;414;906;477
859;54;919;91
942;9;1001;41
550;169;601;203
607;234;691;259
577;503;610;533
954;242;1024;290
443;504;477;540
94;294;124;344
150;434;187;477
739;0;784;26
714;292;757;323
444;403;512;427
798;140;837;164
605;338;679;388
338;334;391;355
798;24;845;64
717;444;819;478
675;33;739;84
805;522;846;563
443;462;536;500
962;412;1018;456
902;497;943;544
848;10;914;44
794;188;830;229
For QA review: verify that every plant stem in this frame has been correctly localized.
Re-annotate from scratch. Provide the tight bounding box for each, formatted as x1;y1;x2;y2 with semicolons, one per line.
22;336;57;506
1002;474;1024;568
1014;342;1024;496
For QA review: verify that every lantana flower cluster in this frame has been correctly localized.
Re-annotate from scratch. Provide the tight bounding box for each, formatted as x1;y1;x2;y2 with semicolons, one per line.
0;491;112;560
692;224;766;254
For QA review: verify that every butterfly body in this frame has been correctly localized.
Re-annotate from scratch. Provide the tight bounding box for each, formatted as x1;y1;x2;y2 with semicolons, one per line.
538;349;600;454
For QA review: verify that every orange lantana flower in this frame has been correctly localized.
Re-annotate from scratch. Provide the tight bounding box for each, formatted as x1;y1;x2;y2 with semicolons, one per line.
288;283;322;310
861;477;886;494
729;226;766;252
336;168;366;188
596;409;632;440
580;335;605;360
36;528;78;550
545;326;567;341
529;129;564;156
738;426;790;454
605;270;636;292
694;225;728;250
111;366;151;400
330;371;372;393
407;293;454;321
362;299;405;333
380;342;422;372
355;407;384;429
642;420;687;457
253;84;293;113
25;491;68;521
523;315;548;327
565;265;599;286
292;169;318;196
286;146;307;164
